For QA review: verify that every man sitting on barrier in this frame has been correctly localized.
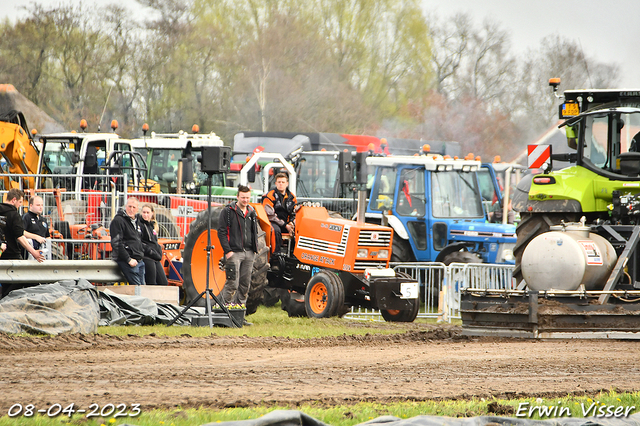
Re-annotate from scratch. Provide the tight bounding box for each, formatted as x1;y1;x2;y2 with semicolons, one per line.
110;197;145;285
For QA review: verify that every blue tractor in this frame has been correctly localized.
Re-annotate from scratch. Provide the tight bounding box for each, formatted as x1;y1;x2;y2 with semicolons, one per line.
364;155;516;265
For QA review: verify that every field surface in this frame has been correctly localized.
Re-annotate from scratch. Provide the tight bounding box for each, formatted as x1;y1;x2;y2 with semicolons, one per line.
1;324;638;414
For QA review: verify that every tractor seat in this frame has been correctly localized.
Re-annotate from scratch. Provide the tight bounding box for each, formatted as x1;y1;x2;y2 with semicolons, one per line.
619;152;640;176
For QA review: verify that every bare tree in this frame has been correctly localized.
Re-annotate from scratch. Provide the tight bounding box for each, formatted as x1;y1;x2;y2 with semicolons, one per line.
511;34;620;144
426;12;471;98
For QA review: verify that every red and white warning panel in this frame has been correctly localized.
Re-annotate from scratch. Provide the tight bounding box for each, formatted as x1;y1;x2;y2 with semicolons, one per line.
528;144;551;169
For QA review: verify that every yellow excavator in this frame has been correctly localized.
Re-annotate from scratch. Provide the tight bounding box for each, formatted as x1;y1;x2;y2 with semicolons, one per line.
0;110;40;190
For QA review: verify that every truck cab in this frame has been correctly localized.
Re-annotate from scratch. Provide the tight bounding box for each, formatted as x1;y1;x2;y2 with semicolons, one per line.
365;155;516;264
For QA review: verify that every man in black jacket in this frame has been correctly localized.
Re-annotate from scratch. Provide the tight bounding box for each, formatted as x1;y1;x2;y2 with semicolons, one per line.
110;197;145;285
262;172;297;255
22;195;50;259
217;185;258;315
0;189;44;262
0;189;45;298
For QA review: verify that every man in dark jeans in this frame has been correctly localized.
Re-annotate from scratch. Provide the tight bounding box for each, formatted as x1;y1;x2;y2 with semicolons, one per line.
0;189;45;298
110;197;145;285
217;185;258;325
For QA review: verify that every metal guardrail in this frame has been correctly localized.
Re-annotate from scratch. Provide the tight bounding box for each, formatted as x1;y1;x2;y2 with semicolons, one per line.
0;260;123;283
344;262;515;322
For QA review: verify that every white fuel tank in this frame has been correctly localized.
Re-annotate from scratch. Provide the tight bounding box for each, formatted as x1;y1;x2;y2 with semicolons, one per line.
521;222;617;291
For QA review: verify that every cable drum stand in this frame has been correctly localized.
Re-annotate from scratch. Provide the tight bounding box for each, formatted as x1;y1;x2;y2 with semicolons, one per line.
167;146;242;328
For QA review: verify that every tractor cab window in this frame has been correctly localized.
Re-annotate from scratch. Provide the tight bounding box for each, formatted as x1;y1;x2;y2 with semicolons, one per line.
82;141;107;190
41;138;78;190
431;171;483;218
370;166;397;211
296;154;340;198
476;168;497;214
582;110;640;172
147;149;181;182
396;168;426;217
583;114;609;168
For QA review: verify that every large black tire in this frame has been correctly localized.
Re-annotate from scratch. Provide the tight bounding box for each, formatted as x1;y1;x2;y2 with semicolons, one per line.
328;271;346;317
245;228;269;316
153;205;180;239
280;289;307;317
390;237;415;263
262;287;281;307
304;271;345;318
513;212;578;285
181;208;267;314
380;272;420;322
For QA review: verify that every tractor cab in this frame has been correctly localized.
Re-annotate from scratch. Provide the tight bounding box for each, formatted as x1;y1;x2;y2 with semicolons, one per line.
554;87;640;179
366;155;516;264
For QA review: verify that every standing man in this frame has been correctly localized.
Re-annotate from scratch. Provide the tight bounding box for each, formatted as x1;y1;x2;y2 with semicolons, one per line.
22;195;50;259
262;172;297;254
0;189;45;262
217;185;258;324
110;197;145;285
0;189;44;298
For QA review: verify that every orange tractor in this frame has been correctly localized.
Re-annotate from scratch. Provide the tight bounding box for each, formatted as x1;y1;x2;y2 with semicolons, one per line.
180;153;420;320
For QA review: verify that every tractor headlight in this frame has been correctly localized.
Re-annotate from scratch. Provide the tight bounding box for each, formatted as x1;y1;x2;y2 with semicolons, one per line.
357;248;368;258
377;249;389;259
496;243;515;263
502;249;515;262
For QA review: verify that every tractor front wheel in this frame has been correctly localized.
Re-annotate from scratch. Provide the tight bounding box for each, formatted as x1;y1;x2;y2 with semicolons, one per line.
304;271;345;318
380;272;420;322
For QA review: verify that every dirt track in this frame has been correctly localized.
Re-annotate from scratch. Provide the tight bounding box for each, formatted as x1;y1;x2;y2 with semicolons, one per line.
1;325;639;415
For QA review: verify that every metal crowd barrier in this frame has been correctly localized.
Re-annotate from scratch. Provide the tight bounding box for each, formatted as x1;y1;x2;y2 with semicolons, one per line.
344;262;516;322
49;238;112;261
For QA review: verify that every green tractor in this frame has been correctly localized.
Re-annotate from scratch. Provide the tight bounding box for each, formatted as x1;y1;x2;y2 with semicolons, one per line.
512;81;640;284
461;80;640;338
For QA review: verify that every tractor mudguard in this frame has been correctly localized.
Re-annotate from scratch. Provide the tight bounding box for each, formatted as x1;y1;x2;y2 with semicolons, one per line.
511;173;582;213
434;242;473;264
511;174;533;212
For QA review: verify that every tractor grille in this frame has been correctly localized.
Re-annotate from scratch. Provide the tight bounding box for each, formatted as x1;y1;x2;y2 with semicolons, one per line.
297;226;349;256
358;230;392;247
354;260;387;271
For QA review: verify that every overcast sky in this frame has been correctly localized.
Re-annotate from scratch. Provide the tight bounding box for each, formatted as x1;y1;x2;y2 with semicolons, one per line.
3;0;639;88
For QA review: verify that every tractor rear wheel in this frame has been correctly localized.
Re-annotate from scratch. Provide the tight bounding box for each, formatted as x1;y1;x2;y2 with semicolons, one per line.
181;208;267;314
513;212;578;286
262;287;280;307
380;272;420;322
245;228;269;315
304;271;344;318
153;205;180;239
